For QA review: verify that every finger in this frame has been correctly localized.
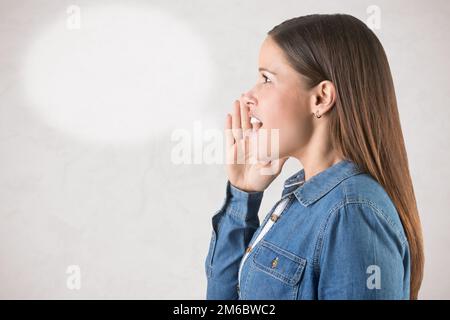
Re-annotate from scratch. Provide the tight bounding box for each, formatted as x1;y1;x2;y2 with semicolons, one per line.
239;98;251;132
232;100;243;139
225;113;234;148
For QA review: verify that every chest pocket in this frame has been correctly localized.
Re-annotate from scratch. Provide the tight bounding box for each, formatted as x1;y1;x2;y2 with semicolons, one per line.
252;240;306;286
242;240;306;300
241;240;306;300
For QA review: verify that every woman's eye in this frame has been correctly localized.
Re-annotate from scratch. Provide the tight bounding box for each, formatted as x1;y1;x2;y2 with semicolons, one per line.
262;74;271;84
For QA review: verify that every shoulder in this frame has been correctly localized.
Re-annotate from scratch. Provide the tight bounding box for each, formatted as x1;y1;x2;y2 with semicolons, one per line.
321;173;408;248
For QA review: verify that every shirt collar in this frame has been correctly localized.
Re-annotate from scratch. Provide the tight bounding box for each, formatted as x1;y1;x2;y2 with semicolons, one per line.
281;159;364;206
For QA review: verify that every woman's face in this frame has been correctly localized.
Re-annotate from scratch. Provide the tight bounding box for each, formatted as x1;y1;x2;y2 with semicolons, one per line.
243;36;315;160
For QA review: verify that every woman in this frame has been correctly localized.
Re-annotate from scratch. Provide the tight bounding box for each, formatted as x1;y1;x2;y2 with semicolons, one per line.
204;14;424;300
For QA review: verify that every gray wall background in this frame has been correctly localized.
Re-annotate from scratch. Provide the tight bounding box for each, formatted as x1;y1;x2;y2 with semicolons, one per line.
0;0;449;299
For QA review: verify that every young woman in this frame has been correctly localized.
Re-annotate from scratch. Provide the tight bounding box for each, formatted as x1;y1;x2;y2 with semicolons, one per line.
204;14;424;300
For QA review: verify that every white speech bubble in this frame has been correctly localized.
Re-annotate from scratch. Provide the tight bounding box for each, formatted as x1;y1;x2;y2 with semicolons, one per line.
21;4;215;145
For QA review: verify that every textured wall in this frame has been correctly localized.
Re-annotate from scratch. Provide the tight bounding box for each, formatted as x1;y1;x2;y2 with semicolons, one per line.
0;0;448;299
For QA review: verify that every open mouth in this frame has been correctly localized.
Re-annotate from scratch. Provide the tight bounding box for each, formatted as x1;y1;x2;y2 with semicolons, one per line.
250;115;263;125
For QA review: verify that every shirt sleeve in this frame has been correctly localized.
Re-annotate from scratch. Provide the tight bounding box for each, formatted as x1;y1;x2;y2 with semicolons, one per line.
205;181;264;300
317;202;410;300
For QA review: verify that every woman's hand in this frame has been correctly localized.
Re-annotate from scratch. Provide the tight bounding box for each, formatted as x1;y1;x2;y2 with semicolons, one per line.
225;97;289;193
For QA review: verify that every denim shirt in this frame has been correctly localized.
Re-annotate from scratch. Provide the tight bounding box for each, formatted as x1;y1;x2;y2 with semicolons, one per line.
204;160;410;300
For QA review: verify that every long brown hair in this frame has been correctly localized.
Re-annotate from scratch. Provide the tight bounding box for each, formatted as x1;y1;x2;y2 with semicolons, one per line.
268;14;424;299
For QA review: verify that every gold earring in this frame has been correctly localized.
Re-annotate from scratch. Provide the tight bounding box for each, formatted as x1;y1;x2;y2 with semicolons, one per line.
315;110;322;118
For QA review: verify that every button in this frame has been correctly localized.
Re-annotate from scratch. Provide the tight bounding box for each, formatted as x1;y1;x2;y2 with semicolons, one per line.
271;257;279;268
245;246;252;253
270;214;279;222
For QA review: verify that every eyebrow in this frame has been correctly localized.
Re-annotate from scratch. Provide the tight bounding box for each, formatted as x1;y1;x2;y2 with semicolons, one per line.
258;67;277;75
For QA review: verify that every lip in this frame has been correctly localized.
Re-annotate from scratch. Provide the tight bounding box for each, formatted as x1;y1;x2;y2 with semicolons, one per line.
249;111;263;124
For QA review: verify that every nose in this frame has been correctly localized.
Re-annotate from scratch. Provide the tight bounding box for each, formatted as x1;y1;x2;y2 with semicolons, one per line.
241;92;256;107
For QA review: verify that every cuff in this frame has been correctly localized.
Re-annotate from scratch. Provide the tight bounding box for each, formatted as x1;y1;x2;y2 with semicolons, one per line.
225;180;264;222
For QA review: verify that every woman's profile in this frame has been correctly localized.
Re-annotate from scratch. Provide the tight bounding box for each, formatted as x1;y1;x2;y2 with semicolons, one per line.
204;13;424;300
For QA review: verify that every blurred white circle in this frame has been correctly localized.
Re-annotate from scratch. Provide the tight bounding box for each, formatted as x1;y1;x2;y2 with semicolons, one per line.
21;4;215;145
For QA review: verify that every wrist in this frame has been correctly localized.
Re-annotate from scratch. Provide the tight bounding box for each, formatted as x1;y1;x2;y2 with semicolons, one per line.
227;180;264;199
229;182;264;193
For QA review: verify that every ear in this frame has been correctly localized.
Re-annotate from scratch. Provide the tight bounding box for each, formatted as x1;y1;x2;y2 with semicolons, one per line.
310;80;336;118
